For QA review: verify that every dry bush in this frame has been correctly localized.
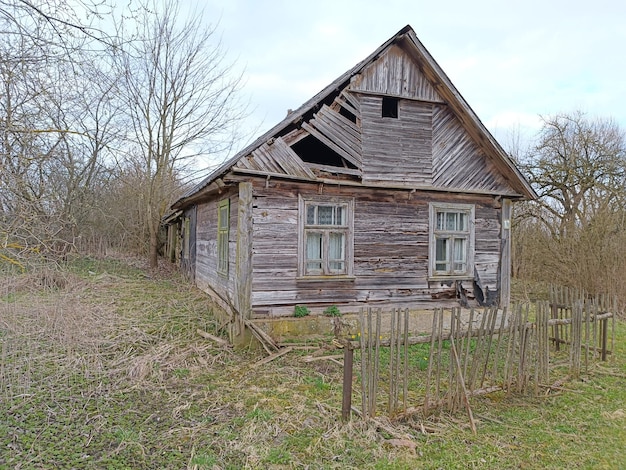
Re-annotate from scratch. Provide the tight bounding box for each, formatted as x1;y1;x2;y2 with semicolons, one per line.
513;207;626;313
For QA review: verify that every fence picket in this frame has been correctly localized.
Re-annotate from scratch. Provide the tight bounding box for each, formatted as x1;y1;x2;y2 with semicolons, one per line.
345;289;615;425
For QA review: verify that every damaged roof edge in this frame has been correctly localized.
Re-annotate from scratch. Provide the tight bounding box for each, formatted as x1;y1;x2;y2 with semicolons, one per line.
402;30;537;200
171;24;536;210
171;25;414;210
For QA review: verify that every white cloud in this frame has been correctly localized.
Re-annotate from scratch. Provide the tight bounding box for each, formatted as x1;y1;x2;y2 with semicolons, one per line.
194;0;626;144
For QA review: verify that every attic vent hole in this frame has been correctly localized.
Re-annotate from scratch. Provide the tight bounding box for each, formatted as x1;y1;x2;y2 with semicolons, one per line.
382;96;399;118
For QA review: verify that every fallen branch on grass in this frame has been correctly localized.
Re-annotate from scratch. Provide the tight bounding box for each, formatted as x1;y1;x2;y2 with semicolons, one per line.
303;354;343;363
254;346;293;366
196;329;230;348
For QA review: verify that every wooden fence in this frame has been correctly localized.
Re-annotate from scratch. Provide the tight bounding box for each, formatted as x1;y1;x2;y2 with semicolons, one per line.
341;293;616;427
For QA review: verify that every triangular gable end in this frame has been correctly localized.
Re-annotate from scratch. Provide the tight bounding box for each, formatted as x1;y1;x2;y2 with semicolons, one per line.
346;39;528;196
172;25;535;211
398;30;535;198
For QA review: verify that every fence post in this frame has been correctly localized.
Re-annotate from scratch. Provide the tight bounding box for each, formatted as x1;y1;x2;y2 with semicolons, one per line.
601;318;608;362
342;345;354;422
551;301;560;351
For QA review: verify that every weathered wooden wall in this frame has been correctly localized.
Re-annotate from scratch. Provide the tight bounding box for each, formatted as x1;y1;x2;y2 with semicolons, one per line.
360;96;433;185
350;43;441;101
247;178;502;317
195;188;239;309
180;206;197;280
432;105;511;193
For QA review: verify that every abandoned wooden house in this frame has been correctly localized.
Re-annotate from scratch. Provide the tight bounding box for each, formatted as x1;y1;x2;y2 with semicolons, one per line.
164;25;536;342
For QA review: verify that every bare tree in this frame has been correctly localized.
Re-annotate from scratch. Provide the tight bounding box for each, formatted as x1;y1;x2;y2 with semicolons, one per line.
512;112;626;300
0;0;115;51
0;1;122;267
0;0;247;268
114;0;247;268
519;112;626;238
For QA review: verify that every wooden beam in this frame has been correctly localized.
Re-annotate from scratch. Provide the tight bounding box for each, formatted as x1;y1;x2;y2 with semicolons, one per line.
234;182;253;319
307;163;362;177
499;198;512;308
229;167;527;198
301;122;362;169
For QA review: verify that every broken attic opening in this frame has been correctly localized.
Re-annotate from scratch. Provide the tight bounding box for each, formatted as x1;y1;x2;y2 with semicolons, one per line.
291;134;358;169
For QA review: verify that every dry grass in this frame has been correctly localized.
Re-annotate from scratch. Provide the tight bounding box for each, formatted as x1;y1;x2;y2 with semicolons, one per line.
1;256;625;469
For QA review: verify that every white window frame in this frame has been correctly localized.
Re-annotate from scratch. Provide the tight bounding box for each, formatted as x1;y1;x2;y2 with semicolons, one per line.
298;195;354;279
428;202;475;280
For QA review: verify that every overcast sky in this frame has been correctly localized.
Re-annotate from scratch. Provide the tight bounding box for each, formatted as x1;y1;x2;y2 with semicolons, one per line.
195;0;625;152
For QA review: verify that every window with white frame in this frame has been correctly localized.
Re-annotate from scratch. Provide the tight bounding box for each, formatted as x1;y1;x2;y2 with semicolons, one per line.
299;197;353;277
429;203;474;278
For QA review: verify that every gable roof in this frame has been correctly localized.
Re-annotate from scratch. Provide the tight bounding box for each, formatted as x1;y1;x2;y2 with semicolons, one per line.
172;25;536;209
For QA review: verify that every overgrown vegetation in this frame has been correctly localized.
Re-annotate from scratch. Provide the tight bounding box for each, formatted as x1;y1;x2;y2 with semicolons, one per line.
0;0;247;270
323;305;342;317
513;112;626;307
1;257;624;469
293;305;310;318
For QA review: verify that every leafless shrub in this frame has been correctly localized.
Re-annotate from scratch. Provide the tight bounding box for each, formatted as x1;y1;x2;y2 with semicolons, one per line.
513;112;626;311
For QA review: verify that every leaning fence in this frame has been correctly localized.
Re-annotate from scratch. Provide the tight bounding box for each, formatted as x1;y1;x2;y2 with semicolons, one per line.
340;291;616;428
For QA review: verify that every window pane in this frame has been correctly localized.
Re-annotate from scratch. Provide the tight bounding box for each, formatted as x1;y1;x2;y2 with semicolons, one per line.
317;206;333;225
435;237;448;272
307;261;322;271
329;232;345;273
329;232;344;259
330;261;345;271
219;206;228;229
435;237;448;262
436;212;445;230
306;205;316;225
218;232;228;273
453;238;466;262
306;232;322;261
459;213;467;231
305;232;323;274
446;212;457;231
329;232;345;266
453;238;466;272
335;206;345;225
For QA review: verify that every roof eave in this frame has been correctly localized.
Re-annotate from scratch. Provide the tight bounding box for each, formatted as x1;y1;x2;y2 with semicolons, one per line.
400;31;537;200
173;25;537;209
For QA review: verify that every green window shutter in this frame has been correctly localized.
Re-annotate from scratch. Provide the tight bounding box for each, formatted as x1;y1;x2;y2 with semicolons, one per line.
217;199;230;276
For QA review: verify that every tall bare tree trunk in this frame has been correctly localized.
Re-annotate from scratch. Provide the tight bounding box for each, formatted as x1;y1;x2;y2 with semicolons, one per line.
114;0;246;269
149;229;159;269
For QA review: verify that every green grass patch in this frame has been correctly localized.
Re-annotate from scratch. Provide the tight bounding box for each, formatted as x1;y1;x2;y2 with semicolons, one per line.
1;256;625;469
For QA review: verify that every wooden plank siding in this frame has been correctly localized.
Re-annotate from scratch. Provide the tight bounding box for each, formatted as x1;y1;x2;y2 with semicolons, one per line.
235;137;316;179
360;95;433;185
474;201;503;289
307;104;362;166
168;26;537;328
432;105;512;193
246;178;503;317
180;205;197;280
350;43;442;102
195;188;239;309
